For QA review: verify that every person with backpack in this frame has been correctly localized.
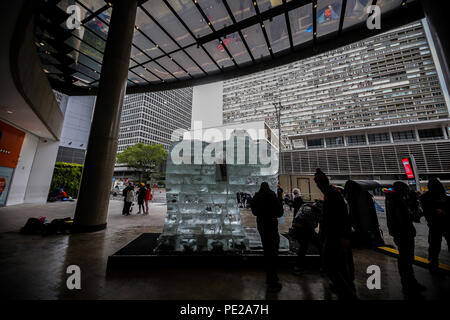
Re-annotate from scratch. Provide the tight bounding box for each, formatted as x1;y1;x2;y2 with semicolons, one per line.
250;182;284;292
144;184;152;215
314;168;357;300
291;200;322;275
385;181;426;296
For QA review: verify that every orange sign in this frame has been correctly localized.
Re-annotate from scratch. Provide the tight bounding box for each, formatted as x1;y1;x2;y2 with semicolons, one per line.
0;120;25;168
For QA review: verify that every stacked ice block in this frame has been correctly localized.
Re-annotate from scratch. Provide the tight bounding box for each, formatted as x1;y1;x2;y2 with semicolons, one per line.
155;130;279;253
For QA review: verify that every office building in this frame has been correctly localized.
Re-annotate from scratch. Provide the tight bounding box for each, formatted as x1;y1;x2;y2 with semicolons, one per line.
222;19;450;192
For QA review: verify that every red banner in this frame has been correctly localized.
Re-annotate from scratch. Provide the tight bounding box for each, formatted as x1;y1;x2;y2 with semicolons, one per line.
401;158;415;179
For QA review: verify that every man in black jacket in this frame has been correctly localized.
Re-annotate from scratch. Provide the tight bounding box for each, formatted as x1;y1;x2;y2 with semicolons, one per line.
251;182;284;292
385;181;426;295
314;168;357;299
420;178;450;274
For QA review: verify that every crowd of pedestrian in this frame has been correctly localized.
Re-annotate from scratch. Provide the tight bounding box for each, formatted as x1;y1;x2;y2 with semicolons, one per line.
251;168;449;299
121;182;152;216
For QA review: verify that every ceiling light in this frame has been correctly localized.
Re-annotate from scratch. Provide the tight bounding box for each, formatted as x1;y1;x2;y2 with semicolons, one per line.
40;42;44;46
261;23;265;28
7;110;13;114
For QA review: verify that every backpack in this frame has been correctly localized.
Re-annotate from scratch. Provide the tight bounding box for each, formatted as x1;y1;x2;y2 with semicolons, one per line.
20;218;45;234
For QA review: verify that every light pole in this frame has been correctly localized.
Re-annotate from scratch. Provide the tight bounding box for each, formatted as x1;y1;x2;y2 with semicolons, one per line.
273;102;282;179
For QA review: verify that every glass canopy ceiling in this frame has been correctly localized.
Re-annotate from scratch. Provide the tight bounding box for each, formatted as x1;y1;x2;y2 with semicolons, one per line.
35;0;421;94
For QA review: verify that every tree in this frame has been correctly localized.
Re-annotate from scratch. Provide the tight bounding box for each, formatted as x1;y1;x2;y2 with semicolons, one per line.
116;143;167;182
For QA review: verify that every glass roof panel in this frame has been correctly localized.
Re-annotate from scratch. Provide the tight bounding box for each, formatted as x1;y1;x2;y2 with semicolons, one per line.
73;72;93;84
67;50;102;72
129;59;138;68
169;50;205;77
135;7;179;53
222;32;252;65
133;66;161;83
317;0;342;37
184;45;220;73
57;0;89;21
156;56;190;80
84;9;111;39
78;0;108;12
70;62;100;80
203;40;234;69
65;36;103;63
241;23;270;61
72;26;106;53
42;65;63;75
128;71;148;85
227;0;256;22
197;0;233;30
133;31;164;59
142;1;196;48
288;2;313;46
257;0;284;13
342;0;372;29
264;14;290;53
144;61;176;81
165;0;212;38
380;0;404;14
130;46;149;64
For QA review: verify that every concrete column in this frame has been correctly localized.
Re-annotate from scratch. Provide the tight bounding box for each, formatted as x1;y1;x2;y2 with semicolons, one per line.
73;0;137;232
443;126;449;139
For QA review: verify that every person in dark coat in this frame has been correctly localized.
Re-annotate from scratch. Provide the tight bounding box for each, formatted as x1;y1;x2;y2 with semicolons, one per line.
251;182;284;292
292;188;304;219
420;178;450;274
122;183;132;215
314;168;357;300
137;183;146;214
277;184;284;201
385;181;426;295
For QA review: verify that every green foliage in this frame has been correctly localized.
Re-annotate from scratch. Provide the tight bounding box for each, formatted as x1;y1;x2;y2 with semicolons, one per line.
49;162;83;198
116;143;167;176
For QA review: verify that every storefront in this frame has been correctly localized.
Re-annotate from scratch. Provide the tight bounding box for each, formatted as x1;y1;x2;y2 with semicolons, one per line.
0;120;25;206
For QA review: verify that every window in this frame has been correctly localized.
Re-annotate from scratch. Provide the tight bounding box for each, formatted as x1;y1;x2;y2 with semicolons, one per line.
325;136;344;147
368;132;390;144
392;130;415;142
346;135;366;146
418;128;444;140
307;138;324;149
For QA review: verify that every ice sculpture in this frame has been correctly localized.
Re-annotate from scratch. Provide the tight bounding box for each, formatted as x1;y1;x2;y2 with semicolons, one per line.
155;129;279;253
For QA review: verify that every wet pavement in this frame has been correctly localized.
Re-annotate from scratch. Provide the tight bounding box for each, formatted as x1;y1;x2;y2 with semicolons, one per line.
0;198;449;300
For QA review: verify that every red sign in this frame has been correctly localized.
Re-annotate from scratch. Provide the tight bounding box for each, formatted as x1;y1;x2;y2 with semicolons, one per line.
0;120;25;168
402;158;415;179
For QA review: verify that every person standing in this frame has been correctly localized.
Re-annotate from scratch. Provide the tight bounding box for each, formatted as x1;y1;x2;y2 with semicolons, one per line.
292;188;304;219
277;183;283;201
124;183;135;216
314;168;357;300
420;178;450;274
385;181;426;296
122;183;132;215
144;184;152;215
137;183;146;214
251;182;284;292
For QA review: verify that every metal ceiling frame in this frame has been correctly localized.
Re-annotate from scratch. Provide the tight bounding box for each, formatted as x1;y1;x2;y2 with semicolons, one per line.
42;0;422;95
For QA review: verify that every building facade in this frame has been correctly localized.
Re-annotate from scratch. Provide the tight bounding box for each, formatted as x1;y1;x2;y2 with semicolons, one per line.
222;19;450;187
54;92;95;165
115;88;193;178
118;88;193;152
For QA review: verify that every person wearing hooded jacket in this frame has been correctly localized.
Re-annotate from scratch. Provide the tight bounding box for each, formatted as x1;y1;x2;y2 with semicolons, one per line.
251;182;284;292
385;181;426;295
314;168;357;300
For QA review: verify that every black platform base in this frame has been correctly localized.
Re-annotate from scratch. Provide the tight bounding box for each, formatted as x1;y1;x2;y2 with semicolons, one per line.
107;233;321;270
